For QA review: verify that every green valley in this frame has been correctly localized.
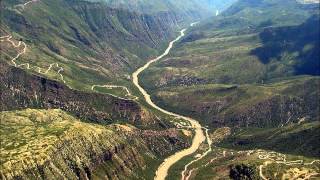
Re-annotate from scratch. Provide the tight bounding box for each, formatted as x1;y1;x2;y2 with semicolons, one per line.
140;0;320;128
0;0;319;179
138;0;320;179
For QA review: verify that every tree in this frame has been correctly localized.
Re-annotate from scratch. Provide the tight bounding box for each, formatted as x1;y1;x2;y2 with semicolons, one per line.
229;164;258;180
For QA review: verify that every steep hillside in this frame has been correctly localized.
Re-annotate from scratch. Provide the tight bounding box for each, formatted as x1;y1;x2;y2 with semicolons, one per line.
0;1;209;179
0;109;190;179
151;77;320;128
140;0;320;128
135;2;320;177
220;0;319;27
0;62;159;127
0;0;185;91
198;0;237;12
98;0;236;17
100;0;205;16
0;53;193;179
1;0;319;179
219;121;320;158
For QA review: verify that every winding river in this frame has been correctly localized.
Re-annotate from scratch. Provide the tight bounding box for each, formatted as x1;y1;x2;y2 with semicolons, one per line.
132;23;206;180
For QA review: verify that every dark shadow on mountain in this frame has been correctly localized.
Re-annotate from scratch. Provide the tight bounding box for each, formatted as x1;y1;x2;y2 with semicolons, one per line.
251;15;320;75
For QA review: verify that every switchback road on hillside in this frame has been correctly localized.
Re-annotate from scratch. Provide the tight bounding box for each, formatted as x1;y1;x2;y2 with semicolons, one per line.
0;35;66;84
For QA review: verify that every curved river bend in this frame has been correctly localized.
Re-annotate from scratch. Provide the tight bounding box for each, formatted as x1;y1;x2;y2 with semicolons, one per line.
132;23;206;180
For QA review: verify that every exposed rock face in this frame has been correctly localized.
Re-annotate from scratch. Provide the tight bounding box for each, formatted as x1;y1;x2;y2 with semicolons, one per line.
4;132;144;180
0;63;151;125
7;130;187;180
141;128;187;156
0;109;189;180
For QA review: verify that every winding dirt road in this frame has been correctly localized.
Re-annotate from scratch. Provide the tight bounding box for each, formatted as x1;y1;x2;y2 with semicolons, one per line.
132;23;206;180
257;150;320;179
15;0;40;9
0;35;66;84
23;0;39;7
181;128;212;180
91;84;139;100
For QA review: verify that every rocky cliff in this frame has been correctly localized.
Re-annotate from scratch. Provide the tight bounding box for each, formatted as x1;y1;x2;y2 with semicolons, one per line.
0;109;189;180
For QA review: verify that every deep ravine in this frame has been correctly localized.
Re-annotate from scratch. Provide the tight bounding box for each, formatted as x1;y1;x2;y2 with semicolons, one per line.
132;22;207;180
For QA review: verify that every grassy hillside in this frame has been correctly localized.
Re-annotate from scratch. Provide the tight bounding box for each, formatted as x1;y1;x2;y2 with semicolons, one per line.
141;4;319;88
150;76;320;128
0;0;185;91
137;2;320;177
0;2;204;178
140;0;320;128
95;0;236;16
99;0;204;14
219;121;320;158
1;0;319;179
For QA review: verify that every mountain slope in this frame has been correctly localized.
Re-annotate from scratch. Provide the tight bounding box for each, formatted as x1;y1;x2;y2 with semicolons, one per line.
220;121;320;158
151;77;320;128
136;2;320;178
0;109;190;179
140;0;320;128
1;0;319;179
0;1;203;179
0;62;154;126
1;0;184;91
96;0;236;16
